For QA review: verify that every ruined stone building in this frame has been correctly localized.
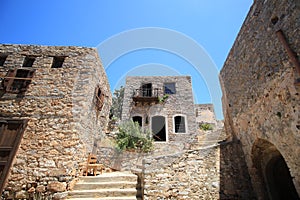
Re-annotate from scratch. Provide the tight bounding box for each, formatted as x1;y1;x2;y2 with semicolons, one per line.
0;44;111;196
121;76;199;144
220;0;300;199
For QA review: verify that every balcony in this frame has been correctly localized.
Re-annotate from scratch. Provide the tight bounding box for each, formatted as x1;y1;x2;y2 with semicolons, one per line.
132;88;160;104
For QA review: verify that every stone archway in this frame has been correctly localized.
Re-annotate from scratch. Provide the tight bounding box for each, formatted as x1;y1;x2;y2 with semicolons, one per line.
252;139;299;200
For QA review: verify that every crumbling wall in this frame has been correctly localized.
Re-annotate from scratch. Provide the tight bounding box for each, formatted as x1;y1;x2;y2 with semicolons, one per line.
220;0;300;198
0;44;111;198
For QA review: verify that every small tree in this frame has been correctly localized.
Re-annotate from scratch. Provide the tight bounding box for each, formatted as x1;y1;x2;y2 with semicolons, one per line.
110;86;125;120
115;120;154;152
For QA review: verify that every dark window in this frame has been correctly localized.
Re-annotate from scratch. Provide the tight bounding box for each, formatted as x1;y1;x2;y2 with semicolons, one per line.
164;83;176;94
0;68;35;93
141;83;152;97
95;87;105;111
51;56;65;68
174;116;186;133
0;55;8;66
132;116;142;127
23;56;36;67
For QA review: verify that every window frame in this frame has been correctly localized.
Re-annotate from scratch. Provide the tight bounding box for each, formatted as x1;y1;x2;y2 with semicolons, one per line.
0;68;35;94
164;82;176;95
173;114;187;134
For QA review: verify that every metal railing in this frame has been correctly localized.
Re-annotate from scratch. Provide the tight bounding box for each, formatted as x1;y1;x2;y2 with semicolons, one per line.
133;88;160;98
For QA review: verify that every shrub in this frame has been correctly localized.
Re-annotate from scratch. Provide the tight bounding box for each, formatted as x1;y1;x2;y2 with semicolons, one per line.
115;120;154;152
199;123;213;131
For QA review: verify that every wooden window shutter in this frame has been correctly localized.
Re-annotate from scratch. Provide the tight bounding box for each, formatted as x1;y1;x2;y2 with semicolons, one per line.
4;68;35;93
1;69;16;91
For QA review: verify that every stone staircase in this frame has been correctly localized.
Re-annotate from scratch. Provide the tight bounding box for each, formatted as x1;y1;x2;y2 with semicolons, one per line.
67;171;138;200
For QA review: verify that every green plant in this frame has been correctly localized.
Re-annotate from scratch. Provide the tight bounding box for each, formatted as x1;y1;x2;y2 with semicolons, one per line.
115;120;154;152
199;123;213;131
158;94;169;103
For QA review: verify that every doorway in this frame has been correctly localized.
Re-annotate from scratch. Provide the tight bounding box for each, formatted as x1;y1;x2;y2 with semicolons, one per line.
252;139;299;200
0;119;28;192
151;116;166;142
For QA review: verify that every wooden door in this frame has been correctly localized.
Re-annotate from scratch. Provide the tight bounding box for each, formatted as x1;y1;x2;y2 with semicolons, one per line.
0;119;28;192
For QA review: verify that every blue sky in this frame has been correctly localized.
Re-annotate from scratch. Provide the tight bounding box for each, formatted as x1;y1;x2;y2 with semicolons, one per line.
0;0;252;119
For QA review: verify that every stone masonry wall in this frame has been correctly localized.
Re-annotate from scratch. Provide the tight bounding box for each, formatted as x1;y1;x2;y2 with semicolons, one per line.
220;0;300;198
0;44;111;199
143;141;255;200
122;76;197;148
195;104;217;126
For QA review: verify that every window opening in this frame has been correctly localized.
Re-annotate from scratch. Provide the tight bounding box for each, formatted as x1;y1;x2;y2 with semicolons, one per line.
51;56;65;68
0;55;8;66
164;83;176;94
132;116;142;127
141;83;152;97
174;116;186;133
1;68;35;93
95;87;105;111
22;56;36;67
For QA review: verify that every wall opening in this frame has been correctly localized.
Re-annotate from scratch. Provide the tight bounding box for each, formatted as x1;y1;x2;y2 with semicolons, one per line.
22;56;36;67
1;68;35;93
95;86;105;111
141;83;152;97
151;116;166;142
0;55;8;66
252;139;299;199
164;82;176;94
174;115;186;133
51;56;65;68
0;119;28;192
132;116;142;127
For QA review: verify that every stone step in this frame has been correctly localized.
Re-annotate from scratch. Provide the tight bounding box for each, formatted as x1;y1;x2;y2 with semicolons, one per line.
79;172;137;183
67;197;137;200
73;181;137;190
68;188;137;198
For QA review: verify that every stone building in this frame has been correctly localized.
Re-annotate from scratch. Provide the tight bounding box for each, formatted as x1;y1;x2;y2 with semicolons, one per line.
195;104;217;127
220;0;300;199
121;76;197;144
0;44;111;198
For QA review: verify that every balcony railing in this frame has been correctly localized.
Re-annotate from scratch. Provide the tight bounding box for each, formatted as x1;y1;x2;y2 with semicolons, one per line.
132;88;160;103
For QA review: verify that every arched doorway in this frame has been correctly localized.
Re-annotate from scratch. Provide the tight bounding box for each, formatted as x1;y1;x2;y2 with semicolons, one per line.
252;139;299;200
151;116;166;142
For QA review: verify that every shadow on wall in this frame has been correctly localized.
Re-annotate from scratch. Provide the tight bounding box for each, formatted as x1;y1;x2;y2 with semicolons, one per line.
219;141;256;200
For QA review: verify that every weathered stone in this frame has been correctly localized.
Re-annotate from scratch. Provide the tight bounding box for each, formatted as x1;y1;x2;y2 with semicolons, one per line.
36;185;46;193
220;0;300;199
15;190;27;199
0;44;112;197
52;192;68;200
47;181;67;192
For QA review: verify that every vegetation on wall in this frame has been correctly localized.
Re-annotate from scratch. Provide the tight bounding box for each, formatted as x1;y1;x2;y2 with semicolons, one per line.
199;123;214;131
158;94;169;103
115;120;154;152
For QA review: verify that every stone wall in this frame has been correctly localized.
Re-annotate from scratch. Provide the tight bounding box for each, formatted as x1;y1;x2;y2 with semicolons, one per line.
0;44;111;198
220;0;300;198
122;76;197;145
195;104;217;126
142;141;255;200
